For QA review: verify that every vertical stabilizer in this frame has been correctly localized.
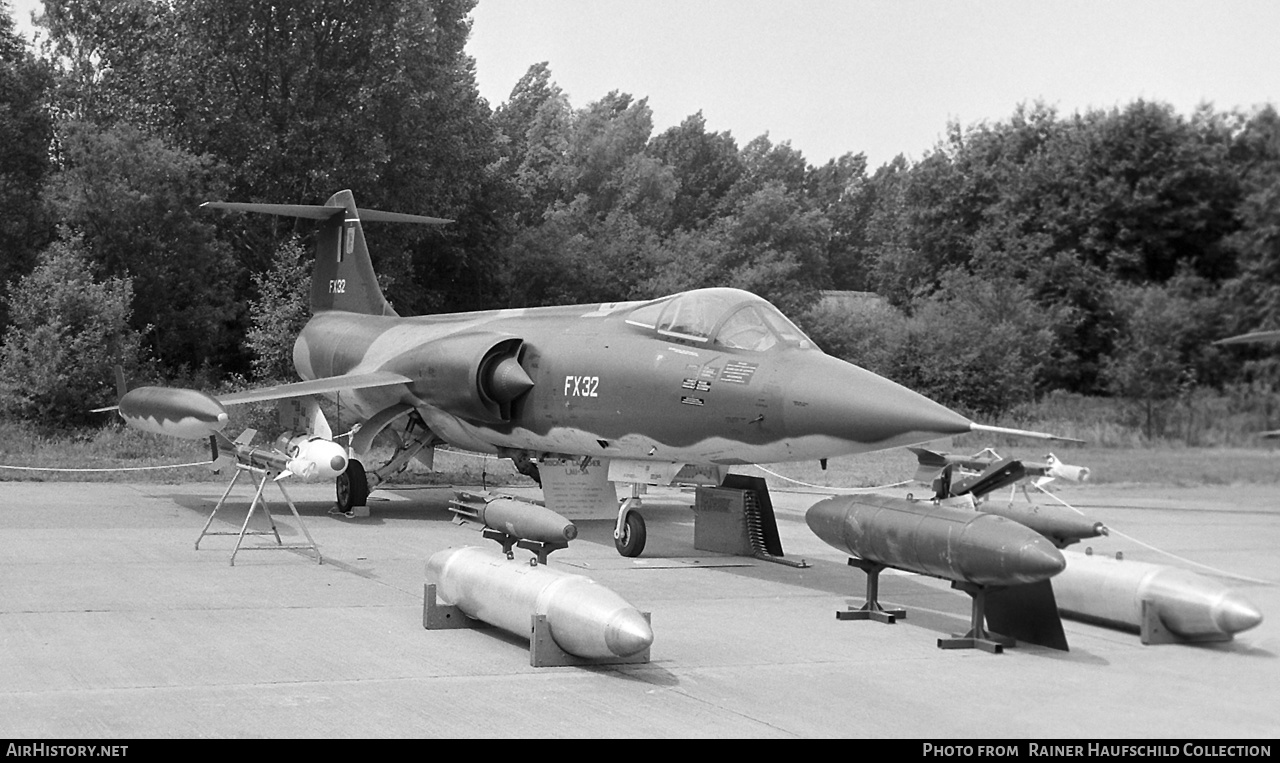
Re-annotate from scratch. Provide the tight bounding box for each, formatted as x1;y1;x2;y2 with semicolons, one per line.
310;190;395;316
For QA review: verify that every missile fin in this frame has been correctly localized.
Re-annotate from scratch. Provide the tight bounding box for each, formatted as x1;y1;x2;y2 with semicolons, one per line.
985;580;1069;651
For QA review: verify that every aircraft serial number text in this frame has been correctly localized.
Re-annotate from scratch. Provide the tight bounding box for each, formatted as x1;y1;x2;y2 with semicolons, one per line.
564;376;600;397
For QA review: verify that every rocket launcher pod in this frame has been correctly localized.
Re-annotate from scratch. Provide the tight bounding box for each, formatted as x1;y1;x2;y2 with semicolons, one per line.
806;494;1066;587
448;491;578;544
116;386;230;440
1053;550;1263;643
425;546;653;660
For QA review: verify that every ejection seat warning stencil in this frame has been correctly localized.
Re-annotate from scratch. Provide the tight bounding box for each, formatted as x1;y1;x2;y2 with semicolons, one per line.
719;361;758;384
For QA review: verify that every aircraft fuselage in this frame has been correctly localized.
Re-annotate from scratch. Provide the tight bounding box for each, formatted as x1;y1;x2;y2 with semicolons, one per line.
292;293;973;467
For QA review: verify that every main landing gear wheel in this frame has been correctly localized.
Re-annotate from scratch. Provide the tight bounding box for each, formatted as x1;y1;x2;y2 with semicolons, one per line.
336;461;369;515
614;511;647;558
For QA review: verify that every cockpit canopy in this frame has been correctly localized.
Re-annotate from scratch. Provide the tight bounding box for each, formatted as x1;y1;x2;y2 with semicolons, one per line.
624;288;816;352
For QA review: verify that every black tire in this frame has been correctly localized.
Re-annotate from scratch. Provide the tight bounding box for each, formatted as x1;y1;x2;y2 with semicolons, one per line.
614;511;647;557
336;460;369;514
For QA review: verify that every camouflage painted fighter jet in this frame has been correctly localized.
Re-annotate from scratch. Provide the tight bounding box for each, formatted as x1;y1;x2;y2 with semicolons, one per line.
151;190;1068;556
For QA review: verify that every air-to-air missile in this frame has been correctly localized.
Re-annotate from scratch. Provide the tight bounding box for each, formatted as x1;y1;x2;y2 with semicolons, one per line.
425;546;653;661
1040;453;1089;483
806;494;1067;587
211;429;348;481
1053;549;1264;643
111;385;230;440
448;490;578;545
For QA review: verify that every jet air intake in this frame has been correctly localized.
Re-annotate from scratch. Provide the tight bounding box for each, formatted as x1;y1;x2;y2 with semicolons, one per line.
393;333;533;423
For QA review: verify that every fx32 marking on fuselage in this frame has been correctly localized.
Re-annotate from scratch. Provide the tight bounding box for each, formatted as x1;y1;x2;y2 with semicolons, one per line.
328;279;347;294
564;375;600;397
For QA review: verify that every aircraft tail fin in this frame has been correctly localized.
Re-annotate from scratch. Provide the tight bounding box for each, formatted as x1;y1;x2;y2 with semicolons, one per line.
201;190;450;317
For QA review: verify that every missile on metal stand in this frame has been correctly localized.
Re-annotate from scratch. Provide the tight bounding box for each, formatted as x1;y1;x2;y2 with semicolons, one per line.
910;448;1090;488
1042;454;1089;483
425;546;652;661
805;494;1067;586
211;429;348;481
275;432;350;481
1054;549;1263;643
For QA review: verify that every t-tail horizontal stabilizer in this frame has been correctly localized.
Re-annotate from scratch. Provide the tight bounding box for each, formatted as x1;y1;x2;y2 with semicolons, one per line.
205;190;452;316
1214;329;1280;345
200;201;452;225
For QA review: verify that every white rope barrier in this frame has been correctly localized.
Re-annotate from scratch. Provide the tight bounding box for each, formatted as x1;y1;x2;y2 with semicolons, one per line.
1032;482;1275;586
750;463;911;493
0;461;211;473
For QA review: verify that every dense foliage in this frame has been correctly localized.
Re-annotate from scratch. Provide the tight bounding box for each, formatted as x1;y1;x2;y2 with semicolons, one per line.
2;1;1279;435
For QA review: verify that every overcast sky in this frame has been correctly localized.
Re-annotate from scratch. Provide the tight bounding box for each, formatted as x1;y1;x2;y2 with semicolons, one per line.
11;1;1278;169
468;0;1280;168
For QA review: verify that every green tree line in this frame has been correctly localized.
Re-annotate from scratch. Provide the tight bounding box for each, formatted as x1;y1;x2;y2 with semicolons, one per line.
1;0;1278;434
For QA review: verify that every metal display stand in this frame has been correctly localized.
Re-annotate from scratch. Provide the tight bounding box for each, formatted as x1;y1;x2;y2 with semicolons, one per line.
195;464;323;566
482;528;567;565
837;557;907;624
937;581;1016;653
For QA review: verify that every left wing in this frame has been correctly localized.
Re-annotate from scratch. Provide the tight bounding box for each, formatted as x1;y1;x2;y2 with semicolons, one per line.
216;371;412;405
99;370;411;440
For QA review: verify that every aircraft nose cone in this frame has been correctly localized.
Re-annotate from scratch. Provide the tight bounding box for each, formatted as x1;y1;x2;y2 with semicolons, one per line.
605;609;654;657
1214;593;1264;635
783;355;972;448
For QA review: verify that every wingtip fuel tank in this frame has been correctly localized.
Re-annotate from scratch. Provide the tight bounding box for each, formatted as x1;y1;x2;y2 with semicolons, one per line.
118;386;229;440
426;546;652;660
806;494;1066;587
1054;549;1263;643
